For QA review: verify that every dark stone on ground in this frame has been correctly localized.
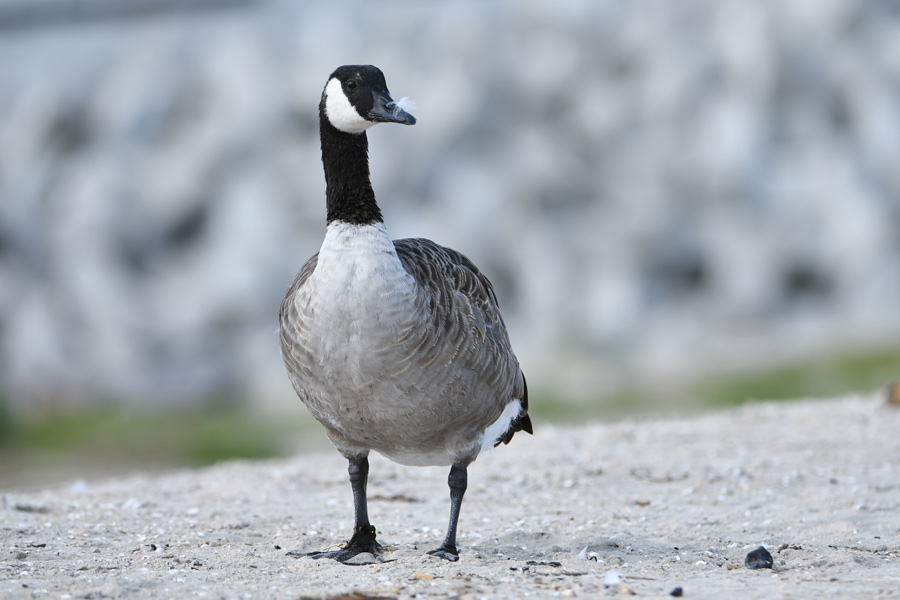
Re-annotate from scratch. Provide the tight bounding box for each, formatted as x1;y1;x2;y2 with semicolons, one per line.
745;546;774;570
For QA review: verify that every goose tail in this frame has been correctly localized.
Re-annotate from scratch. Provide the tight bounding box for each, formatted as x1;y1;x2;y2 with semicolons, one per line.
494;374;533;447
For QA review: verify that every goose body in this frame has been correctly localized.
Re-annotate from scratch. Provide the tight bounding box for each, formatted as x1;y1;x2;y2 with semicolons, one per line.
279;65;531;562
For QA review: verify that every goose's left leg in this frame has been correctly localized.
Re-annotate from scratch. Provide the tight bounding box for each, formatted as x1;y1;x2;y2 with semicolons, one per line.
427;464;467;561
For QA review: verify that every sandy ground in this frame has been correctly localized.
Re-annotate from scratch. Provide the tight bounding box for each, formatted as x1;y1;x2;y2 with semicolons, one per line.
2;393;899;600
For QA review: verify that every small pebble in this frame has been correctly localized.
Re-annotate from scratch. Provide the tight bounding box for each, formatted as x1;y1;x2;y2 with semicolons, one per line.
526;560;562;568
745;546;774;569
670;587;684;597
887;380;900;406
67;480;91;495
14;503;50;514
603;571;622;585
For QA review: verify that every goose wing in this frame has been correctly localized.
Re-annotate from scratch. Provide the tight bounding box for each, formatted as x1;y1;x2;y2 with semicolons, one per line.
394;238;532;446
279;253;318;388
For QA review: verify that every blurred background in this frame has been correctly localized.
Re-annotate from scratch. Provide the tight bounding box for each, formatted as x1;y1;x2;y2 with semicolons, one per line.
1;0;899;489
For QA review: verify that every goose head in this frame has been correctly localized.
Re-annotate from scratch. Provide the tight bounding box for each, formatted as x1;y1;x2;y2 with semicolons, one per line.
321;65;417;134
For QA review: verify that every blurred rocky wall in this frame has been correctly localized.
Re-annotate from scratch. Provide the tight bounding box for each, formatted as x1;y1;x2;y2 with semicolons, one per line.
1;0;899;413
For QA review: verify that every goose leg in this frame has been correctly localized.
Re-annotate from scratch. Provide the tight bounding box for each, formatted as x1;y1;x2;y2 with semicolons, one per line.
309;455;382;563
427;464;467;561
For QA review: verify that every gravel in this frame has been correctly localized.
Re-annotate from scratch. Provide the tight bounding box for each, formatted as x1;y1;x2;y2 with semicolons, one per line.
2;393;899;599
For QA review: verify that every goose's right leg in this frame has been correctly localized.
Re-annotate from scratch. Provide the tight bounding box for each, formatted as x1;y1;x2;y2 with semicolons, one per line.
308;455;383;563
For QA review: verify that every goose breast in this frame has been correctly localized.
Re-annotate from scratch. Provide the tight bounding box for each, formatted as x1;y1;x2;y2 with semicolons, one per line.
279;226;523;466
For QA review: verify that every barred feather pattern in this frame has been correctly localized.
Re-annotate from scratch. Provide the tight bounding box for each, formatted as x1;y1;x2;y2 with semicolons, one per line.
279;225;531;467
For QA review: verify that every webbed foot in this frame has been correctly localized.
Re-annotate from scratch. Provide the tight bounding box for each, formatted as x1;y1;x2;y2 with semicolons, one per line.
426;543;460;562
307;524;386;564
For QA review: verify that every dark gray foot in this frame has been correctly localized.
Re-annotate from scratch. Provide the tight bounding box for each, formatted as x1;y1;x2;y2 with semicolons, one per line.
427;543;459;562
307;524;385;564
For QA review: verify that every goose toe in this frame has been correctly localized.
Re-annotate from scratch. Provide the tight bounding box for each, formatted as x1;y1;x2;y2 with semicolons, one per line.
427;544;460;562
306;524;387;564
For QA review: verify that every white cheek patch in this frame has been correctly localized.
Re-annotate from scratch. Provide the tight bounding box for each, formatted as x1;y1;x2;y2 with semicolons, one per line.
324;78;375;134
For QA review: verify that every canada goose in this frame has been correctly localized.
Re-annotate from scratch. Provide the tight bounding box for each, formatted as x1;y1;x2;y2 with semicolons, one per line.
279;65;531;563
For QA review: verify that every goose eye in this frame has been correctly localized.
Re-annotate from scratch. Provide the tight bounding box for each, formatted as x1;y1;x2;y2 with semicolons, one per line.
346;80;357;90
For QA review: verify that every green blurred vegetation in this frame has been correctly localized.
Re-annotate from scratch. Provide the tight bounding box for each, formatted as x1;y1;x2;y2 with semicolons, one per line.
0;387;13;440
695;347;900;407
531;346;899;423
0;346;896;489
0;406;325;489
7;410;285;463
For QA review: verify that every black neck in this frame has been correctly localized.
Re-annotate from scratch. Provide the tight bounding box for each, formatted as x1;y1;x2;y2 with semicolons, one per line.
320;111;383;226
